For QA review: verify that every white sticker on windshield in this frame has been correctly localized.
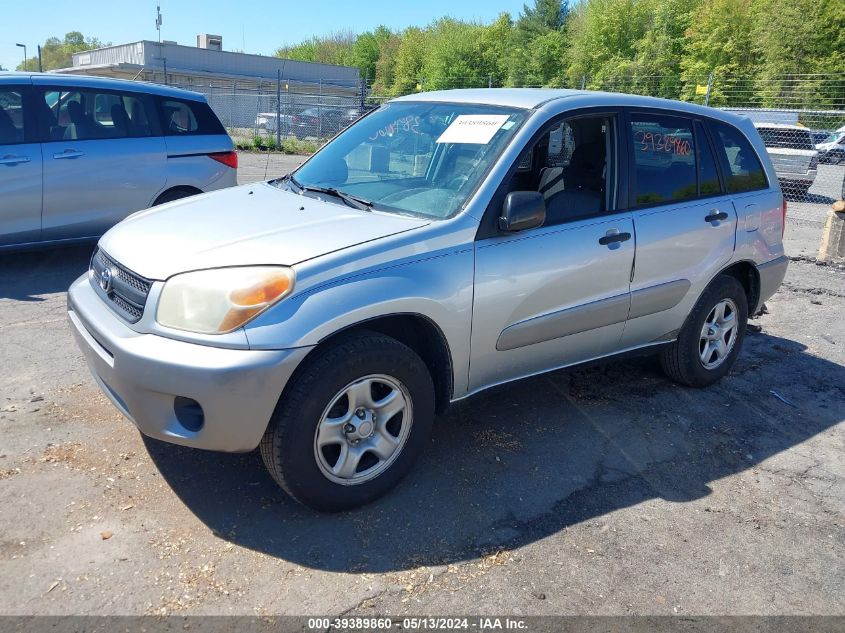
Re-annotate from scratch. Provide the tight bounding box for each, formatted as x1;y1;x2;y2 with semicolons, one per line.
436;115;510;144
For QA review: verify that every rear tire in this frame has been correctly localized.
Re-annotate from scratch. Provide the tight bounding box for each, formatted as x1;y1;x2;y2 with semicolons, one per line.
660;275;748;388
259;331;435;512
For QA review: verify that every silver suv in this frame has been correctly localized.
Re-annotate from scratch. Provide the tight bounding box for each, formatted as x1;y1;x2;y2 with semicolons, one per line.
0;73;236;249
68;89;788;511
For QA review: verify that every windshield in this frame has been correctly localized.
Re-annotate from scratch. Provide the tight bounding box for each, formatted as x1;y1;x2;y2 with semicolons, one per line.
282;102;527;219
822;131;845;144
757;127;813;150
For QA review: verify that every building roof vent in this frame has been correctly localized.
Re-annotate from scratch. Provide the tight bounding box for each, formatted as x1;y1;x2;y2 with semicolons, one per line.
197;34;222;51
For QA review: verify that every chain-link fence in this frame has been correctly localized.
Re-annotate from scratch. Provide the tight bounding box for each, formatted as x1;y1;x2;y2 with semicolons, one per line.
164;79;368;149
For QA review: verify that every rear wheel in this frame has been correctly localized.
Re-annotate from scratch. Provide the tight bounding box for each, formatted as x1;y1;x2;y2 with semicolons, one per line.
259;331;435;511
660;275;748;387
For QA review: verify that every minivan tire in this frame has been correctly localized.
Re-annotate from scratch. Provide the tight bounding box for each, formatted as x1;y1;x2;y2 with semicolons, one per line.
259;331;435;512
660;275;748;388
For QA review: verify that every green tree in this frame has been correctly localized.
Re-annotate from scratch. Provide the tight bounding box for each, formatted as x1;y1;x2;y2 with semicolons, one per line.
508;0;569;87
680;0;757;105
751;0;845;108
389;27;428;95
17;32;108;71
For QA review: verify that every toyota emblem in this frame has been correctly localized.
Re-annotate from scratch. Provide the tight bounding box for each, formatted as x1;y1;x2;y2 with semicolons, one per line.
98;267;113;293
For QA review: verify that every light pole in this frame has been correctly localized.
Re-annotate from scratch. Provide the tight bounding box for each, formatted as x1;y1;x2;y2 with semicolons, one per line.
16;43;26;71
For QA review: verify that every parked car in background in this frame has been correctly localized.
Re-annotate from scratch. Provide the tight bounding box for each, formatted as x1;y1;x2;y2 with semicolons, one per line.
255;111;295;135
68;89;788;511
291;105;363;139
816;126;845;165
754;122;818;196
0;72;236;249
811;130;832;145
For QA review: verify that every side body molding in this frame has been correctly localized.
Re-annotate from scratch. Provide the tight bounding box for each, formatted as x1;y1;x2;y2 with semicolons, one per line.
496;293;630;351
628;279;691;320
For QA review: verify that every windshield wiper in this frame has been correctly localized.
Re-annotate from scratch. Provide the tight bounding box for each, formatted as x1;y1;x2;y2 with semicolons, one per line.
289;175;373;211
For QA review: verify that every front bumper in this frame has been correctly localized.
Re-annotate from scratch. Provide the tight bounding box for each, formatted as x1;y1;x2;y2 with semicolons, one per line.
67;274;312;452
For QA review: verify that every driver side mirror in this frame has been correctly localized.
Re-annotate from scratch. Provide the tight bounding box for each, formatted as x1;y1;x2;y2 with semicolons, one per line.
499;191;546;233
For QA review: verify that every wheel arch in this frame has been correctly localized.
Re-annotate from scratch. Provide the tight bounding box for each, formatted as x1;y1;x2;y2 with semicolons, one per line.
716;260;761;315
286;313;455;415
152;185;204;206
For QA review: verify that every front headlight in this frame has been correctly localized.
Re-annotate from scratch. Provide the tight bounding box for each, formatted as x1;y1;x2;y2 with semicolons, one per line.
156;266;295;334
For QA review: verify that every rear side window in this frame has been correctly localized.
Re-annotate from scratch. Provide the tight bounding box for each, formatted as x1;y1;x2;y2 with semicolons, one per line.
712;122;768;193
629;114;697;205
38;88;156;141
158;98;224;136
0;88;25;145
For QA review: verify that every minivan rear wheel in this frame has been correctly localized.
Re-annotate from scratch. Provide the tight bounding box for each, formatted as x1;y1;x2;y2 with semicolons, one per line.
259;331;435;511
660;275;748;388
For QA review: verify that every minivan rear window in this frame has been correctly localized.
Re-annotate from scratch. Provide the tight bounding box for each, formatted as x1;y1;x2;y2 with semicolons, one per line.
158;98;225;136
712;123;768;193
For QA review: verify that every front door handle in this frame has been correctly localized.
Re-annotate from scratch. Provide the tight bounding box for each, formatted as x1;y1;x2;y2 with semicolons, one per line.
705;210;729;223
0;154;31;165
598;231;632;246
53;149;84;160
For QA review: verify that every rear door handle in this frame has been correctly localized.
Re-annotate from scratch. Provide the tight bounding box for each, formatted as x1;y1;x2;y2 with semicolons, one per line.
0;154;31;165
598;231;632;246
705;210;729;223
53;149;84;160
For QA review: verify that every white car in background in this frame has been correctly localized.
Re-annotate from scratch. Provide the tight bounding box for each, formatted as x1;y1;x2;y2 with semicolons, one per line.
754;123;818;196
816;126;845;165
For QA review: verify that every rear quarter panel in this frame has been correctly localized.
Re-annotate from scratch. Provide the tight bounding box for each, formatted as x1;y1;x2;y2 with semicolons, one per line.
731;120;786;267
159;134;237;200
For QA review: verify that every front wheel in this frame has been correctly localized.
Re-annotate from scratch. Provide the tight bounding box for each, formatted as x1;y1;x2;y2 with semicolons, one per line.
259;331;435;511
660;275;748;388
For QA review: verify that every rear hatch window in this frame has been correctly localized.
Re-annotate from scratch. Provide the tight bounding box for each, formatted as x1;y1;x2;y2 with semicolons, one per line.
756;127;813;150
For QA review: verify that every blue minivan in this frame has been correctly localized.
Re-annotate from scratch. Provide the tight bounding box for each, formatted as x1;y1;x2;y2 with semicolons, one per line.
0;72;237;249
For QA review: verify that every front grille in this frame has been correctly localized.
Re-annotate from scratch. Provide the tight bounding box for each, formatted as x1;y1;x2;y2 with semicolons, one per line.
89;249;152;323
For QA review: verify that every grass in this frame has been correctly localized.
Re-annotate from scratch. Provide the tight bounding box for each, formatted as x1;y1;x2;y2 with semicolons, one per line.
234;134;319;155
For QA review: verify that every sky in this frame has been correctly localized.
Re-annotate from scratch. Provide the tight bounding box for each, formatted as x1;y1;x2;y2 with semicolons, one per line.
0;0;530;72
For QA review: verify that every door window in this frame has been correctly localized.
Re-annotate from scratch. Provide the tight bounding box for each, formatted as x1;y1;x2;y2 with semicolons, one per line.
0;88;26;145
629;114;697;205
40;88;155;141
497;114;615;227
711;122;768;193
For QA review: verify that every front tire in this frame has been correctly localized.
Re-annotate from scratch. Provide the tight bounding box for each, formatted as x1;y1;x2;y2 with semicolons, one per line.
660;275;748;388
260;331;435;512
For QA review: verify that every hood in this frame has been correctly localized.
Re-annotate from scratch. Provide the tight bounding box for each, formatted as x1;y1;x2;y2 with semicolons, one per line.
98;182;430;280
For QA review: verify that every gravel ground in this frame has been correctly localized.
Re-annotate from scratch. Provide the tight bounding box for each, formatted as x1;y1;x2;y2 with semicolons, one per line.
0;154;842;617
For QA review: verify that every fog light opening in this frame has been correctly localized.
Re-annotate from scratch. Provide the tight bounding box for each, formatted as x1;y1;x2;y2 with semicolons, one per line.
174;396;204;432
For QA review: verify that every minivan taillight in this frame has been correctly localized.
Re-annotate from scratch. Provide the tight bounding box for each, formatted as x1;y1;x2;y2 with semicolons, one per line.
781;196;788;237
209;151;238;169
809;154;818;170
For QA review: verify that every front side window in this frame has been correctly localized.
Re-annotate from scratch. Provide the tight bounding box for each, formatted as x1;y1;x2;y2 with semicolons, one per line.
0;88;25;145
496;114;615;226
40;88;154;141
629;114;697;205
284;102;527;219
713;122;768;193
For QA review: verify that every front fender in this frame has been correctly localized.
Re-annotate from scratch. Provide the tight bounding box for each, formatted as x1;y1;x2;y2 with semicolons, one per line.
243;247;475;396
